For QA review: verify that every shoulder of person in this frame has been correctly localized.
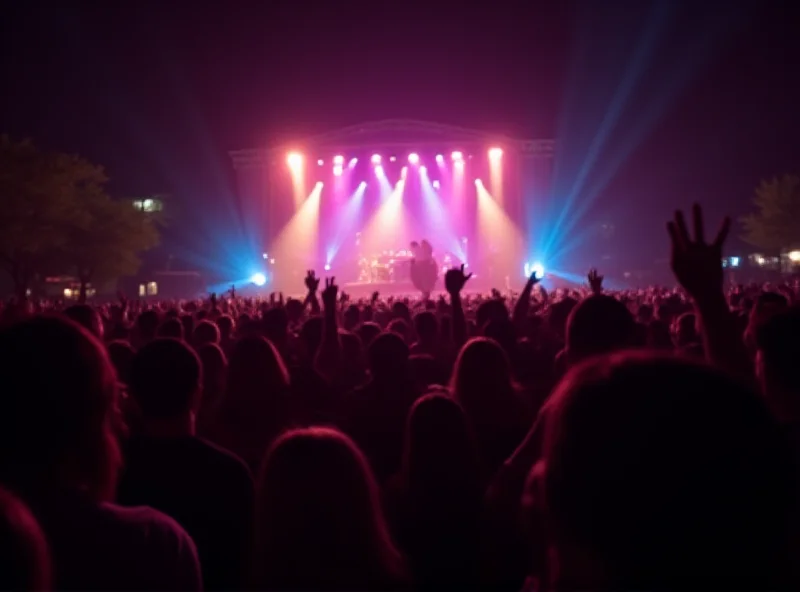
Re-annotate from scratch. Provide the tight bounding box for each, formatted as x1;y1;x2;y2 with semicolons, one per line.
98;502;202;588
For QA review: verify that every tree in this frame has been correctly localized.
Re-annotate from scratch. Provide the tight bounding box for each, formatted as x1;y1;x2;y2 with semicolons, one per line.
740;174;800;252
0;135;161;300
63;192;160;303
0;136;89;298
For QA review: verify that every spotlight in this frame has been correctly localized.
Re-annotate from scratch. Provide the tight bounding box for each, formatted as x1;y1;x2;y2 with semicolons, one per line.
420;165;427;175
488;147;503;159
389;156;397;162
333;166;343;177
333;155;344;166
474;178;482;185
359;181;367;189
324;264;331;271
408;153;419;164
523;262;545;279
251;273;266;286
287;153;303;168
432;180;440;189
349;157;358;168
401;166;408;178
269;258;276;264
315;181;324;189
371;154;381;164
262;252;268;259
451;151;463;161
375;165;384;177
317;159;324;166
435;154;444;164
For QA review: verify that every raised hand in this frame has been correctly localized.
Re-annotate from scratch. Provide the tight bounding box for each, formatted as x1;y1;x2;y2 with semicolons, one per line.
304;270;320;294
667;204;730;301
445;264;473;295
587;268;604;294
322;277;338;308
371;291;380;303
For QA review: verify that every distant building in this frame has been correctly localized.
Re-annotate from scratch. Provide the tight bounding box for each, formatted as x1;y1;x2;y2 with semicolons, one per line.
131;195;166;213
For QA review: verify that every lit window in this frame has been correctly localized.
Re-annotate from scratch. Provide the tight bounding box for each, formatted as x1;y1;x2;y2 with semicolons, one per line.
139;284;146;297
146;282;158;296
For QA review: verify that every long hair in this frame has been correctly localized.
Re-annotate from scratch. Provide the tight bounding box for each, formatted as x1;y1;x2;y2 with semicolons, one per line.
401;394;482;501
0;316;123;502
223;335;289;419
254;427;405;590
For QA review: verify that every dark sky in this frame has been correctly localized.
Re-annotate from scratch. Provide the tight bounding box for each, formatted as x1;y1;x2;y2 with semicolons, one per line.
2;0;799;263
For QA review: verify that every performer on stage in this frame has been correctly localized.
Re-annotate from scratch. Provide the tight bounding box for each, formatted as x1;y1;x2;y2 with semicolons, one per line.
409;239;438;299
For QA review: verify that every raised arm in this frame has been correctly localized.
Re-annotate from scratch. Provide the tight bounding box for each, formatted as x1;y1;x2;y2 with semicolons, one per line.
444;264;472;347
667;204;752;381
512;271;541;330
314;276;341;381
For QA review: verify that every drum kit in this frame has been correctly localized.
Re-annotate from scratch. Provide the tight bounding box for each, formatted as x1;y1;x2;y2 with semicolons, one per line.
357;249;414;283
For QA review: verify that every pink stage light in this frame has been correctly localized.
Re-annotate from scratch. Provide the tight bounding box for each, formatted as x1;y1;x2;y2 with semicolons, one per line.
375;165;384;177
488;147;503;159
419;165;427;175
333;155;345;166
371;154;381;164
408;153;419;164
451;151;463;161
389;156;397;162
432;180;440;189
317;159;324;166
333;165;343;177
287;152;303;168
435;154;444;164
349;157;358;168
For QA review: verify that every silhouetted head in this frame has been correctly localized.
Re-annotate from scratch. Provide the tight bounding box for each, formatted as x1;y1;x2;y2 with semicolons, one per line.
0;487;50;591
156;317;184;340
413;311;438;343
675;312;699;347
193;319;220;346
532;352;795;589
216;314;235;340
565;295;635;365
757;304;800;420
130;338;202;421
255;427;404;590
196;343;228;416
356;322;382;349
367;332;409;382
226;336;289;408
0;316;122;501
451;337;515;411
387;318;411;343
136;309;160;344
402;394;480;497
64;304;104;340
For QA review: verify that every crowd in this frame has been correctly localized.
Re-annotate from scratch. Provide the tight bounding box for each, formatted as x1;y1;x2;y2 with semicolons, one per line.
1;204;799;590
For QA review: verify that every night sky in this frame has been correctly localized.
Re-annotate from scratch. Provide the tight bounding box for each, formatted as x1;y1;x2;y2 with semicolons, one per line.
2;0;799;267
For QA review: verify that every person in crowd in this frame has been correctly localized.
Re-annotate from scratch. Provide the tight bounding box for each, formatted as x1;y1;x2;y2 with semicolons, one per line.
526;353;796;589
0;486;51;591
0;316;202;590
193;319;221;347
451;337;532;474
117;337;254;591
157;317;185;340
346;331;417;483
253;427;406;590
209;335;293;471
64;303;104;340
195;343;228;436
385;394;484;590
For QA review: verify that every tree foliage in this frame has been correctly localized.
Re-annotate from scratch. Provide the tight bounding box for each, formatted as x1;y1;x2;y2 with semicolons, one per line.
740;174;800;252
0;135;160;299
